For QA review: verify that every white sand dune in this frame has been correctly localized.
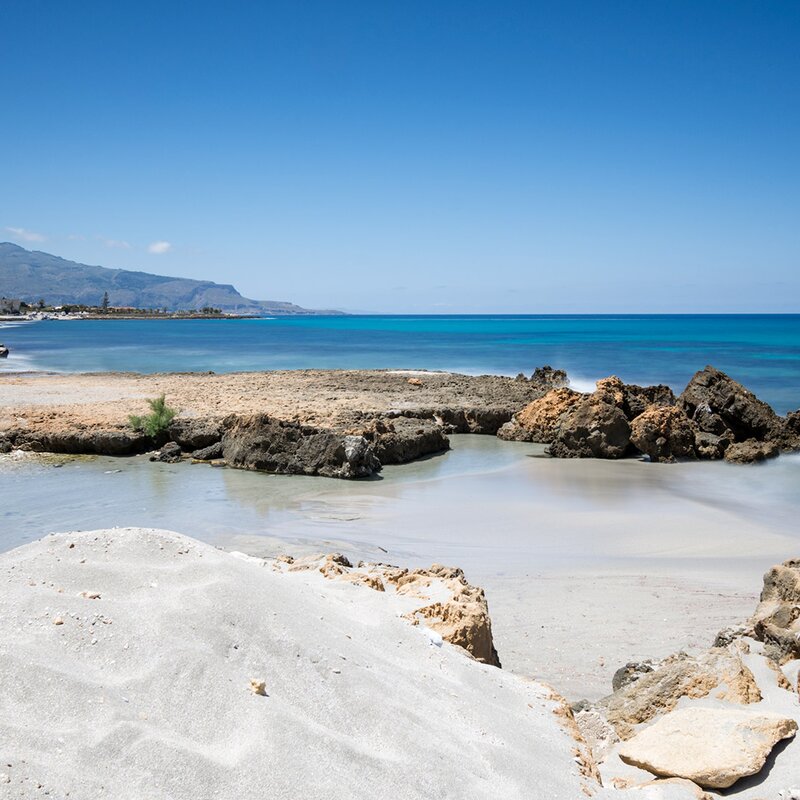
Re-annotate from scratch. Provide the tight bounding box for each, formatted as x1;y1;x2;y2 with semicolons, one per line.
0;528;605;800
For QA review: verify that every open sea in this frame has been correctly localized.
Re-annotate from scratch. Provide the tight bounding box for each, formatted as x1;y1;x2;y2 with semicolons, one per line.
1;314;799;412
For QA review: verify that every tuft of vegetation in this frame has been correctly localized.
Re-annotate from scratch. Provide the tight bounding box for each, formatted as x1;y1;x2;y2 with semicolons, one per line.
129;395;177;438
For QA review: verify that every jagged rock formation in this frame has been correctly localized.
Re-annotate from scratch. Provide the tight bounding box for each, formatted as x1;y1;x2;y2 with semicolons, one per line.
500;367;799;464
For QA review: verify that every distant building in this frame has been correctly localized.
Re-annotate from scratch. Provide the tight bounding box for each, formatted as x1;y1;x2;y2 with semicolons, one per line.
0;297;22;314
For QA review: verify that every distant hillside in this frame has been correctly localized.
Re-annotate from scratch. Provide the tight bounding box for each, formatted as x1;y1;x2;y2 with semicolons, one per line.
0;243;337;315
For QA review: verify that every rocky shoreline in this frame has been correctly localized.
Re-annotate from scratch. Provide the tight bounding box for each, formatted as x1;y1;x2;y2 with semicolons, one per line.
1;365;798;477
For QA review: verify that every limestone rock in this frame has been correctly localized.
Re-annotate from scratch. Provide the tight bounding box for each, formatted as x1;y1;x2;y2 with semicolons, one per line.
724;438;780;464
679;366;783;443
693;430;731;460
12;427;148;456
358;416;449;464
221;414;381;479
618;707;797;788
497;388;583;443
546;395;631;459
750;559;800;663
594;376;676;421
630;406;697;462
598;648;761;739
168;417;223;450
612;660;657;692
278;554;501;667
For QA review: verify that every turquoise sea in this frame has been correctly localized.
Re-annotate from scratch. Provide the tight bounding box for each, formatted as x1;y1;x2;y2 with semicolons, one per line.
1;314;799;412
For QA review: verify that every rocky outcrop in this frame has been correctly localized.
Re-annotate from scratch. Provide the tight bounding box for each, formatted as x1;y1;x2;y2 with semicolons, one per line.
618;707;797;789
679;366;783;443
168;417;223;450
390;564;501;668
499;376;676;458
277;555;501;666
750;559;800;663
0;344;8;358
221;414;381;479
9;427;148;455
595;649;761;740
497;388;583;443
629;406;698;462
358;417;450;464
547;395;631;459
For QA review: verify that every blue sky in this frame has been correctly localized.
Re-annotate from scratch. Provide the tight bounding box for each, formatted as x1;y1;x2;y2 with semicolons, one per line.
1;0;798;312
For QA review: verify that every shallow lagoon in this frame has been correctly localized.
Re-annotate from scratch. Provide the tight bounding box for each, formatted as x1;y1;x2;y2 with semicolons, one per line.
4;435;799;697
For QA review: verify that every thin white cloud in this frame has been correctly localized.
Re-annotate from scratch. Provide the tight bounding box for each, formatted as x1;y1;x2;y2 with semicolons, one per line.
147;240;172;255
5;226;45;243
95;235;131;249
67;234;86;241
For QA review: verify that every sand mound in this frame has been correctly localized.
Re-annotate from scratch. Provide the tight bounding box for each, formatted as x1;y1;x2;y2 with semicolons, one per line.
0;528;599;799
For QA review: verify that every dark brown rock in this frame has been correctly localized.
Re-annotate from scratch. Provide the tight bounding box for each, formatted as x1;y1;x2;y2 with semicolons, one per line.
191;441;224;461
359;417;449;464
546;396;631;459
149;441;182;463
694;430;731;460
168;417;223;450
11;428;148;455
680;366;783;442
529;365;570;391
221;414;381;479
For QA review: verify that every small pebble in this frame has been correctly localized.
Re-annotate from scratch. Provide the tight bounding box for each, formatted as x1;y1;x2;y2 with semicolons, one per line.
249;679;267;696
53;617;64;626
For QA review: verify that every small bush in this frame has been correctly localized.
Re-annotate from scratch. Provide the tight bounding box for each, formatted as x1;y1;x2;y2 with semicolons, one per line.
129;395;177;439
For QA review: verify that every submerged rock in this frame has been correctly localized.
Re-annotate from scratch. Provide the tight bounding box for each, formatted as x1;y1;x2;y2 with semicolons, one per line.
618;707;797;789
191;441;224;461
149;441;182;463
221;414;381;479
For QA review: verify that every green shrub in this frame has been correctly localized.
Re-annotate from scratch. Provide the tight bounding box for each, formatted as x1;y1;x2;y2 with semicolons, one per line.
129;395;177;438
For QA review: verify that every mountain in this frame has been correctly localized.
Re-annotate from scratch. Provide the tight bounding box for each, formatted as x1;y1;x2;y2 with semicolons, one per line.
0;243;337;315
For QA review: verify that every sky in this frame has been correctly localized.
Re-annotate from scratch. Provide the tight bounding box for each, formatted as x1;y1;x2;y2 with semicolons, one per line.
1;0;799;313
